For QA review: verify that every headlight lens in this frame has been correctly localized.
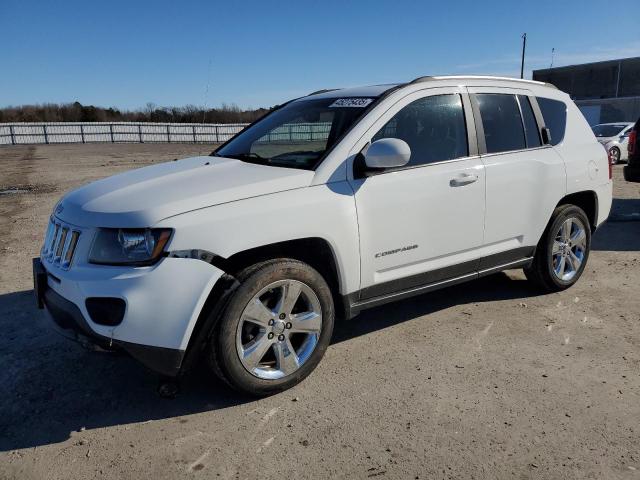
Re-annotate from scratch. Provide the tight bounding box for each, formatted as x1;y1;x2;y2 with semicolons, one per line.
89;228;172;266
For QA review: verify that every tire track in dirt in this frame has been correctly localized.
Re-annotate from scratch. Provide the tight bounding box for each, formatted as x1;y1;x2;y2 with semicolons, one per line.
0;146;39;280
0;145;36;219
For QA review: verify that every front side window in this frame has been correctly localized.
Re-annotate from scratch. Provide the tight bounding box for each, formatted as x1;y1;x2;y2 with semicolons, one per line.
215;97;374;170
372;94;468;167
537;97;567;145
476;94;526;154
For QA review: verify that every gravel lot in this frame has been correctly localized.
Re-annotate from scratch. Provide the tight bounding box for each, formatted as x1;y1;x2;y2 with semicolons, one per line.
1;143;639;480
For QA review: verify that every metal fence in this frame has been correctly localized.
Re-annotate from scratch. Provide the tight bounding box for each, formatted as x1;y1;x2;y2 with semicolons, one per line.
0;122;249;146
0;121;334;146
257;122;331;143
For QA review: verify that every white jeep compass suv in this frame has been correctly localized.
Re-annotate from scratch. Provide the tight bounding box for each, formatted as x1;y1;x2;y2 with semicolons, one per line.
34;76;613;395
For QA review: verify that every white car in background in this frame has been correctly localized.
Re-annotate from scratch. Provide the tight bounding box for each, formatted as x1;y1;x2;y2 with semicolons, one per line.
592;122;634;164
34;76;612;395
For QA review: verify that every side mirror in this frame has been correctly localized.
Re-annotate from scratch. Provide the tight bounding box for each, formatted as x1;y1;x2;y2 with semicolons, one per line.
364;138;411;169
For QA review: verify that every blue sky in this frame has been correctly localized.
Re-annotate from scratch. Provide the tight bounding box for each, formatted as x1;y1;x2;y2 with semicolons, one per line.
1;0;639;110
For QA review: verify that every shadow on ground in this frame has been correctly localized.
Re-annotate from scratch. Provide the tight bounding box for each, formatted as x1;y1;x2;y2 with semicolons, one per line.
593;198;640;252
0;289;249;453
332;272;539;344
0;272;540;452
608;197;640;220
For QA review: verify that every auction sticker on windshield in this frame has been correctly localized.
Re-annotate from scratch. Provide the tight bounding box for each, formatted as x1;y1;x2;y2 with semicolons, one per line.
329;98;373;108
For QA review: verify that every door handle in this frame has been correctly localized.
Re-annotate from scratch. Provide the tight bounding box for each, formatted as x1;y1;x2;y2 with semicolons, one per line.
450;173;478;187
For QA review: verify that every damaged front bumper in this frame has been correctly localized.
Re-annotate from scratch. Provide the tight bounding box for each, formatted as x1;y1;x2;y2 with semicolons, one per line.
33;256;227;377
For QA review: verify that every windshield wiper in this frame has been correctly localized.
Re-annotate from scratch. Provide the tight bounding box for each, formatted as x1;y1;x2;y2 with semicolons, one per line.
270;150;319;161
226;152;269;164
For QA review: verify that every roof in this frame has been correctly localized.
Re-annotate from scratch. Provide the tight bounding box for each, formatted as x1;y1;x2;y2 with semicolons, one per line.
302;84;400;100
302;75;556;101
422;75;552;87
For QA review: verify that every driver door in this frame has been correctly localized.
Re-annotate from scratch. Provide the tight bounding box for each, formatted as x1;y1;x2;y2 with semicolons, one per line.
348;88;485;302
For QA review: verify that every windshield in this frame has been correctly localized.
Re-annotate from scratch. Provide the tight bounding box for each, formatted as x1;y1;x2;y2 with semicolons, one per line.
214;97;375;170
592;124;628;137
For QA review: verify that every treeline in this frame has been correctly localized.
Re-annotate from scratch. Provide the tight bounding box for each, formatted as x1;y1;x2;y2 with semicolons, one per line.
0;101;271;124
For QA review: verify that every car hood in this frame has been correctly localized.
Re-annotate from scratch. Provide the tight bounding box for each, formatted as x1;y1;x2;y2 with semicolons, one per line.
57;156;315;228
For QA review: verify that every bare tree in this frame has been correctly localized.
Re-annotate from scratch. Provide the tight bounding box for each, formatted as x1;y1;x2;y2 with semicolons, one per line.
0;102;271;124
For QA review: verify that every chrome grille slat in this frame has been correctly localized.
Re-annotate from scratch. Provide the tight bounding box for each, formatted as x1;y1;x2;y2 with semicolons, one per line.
54;227;68;261
64;231;80;266
41;218;81;270
41;221;55;257
48;223;60;258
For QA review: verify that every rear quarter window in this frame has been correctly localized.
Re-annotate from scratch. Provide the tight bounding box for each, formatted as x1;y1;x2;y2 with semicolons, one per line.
536;97;567;146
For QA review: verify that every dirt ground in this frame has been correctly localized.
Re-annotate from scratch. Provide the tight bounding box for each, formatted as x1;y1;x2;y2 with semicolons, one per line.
0;143;639;480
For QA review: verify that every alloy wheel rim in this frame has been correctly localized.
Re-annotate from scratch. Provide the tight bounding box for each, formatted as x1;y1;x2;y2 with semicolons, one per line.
552;217;587;282
610;148;620;163
236;279;322;379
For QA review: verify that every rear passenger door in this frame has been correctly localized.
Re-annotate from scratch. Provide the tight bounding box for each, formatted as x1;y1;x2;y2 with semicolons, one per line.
467;87;566;269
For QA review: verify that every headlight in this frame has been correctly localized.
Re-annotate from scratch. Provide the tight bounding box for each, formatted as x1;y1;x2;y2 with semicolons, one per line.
89;228;172;266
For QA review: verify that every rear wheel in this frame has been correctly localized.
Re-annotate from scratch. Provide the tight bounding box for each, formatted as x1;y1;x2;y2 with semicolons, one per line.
207;259;334;396
525;205;591;292
609;146;621;165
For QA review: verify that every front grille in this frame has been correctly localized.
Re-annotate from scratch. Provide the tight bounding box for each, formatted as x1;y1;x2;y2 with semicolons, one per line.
41;218;81;270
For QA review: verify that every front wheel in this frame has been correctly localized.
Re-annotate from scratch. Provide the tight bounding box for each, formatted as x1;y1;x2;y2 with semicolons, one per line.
207;259;334;396
525;205;591;292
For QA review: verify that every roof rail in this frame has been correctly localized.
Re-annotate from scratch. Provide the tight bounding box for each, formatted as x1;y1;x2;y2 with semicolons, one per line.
406;75;557;89
409;76;435;84
307;88;341;96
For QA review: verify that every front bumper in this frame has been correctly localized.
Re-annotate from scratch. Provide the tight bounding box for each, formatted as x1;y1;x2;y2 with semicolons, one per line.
33;255;225;376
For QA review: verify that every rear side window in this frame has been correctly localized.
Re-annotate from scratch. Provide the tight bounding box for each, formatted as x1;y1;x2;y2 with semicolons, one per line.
517;95;542;148
536;97;567;145
372;94;468;167
476;94;526;153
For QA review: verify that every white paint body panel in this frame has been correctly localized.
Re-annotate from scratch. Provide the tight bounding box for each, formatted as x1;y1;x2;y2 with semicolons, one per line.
154;182;361;295
345;86;486;292
44;223;224;351
466;86;567;251
57;155;314;228
480;146;566;248
40;76;612;355
351;159;485;289
549;96;612;226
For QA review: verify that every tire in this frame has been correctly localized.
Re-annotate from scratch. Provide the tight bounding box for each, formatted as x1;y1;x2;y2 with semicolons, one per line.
609;147;621;165
524;205;591;292
207;258;335;396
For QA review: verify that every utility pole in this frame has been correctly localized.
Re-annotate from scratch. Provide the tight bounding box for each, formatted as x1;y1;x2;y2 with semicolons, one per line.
520;33;527;79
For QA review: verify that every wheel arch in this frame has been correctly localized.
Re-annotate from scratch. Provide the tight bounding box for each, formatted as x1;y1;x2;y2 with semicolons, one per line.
218;237;343;295
556;190;598;232
179;237;346;375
